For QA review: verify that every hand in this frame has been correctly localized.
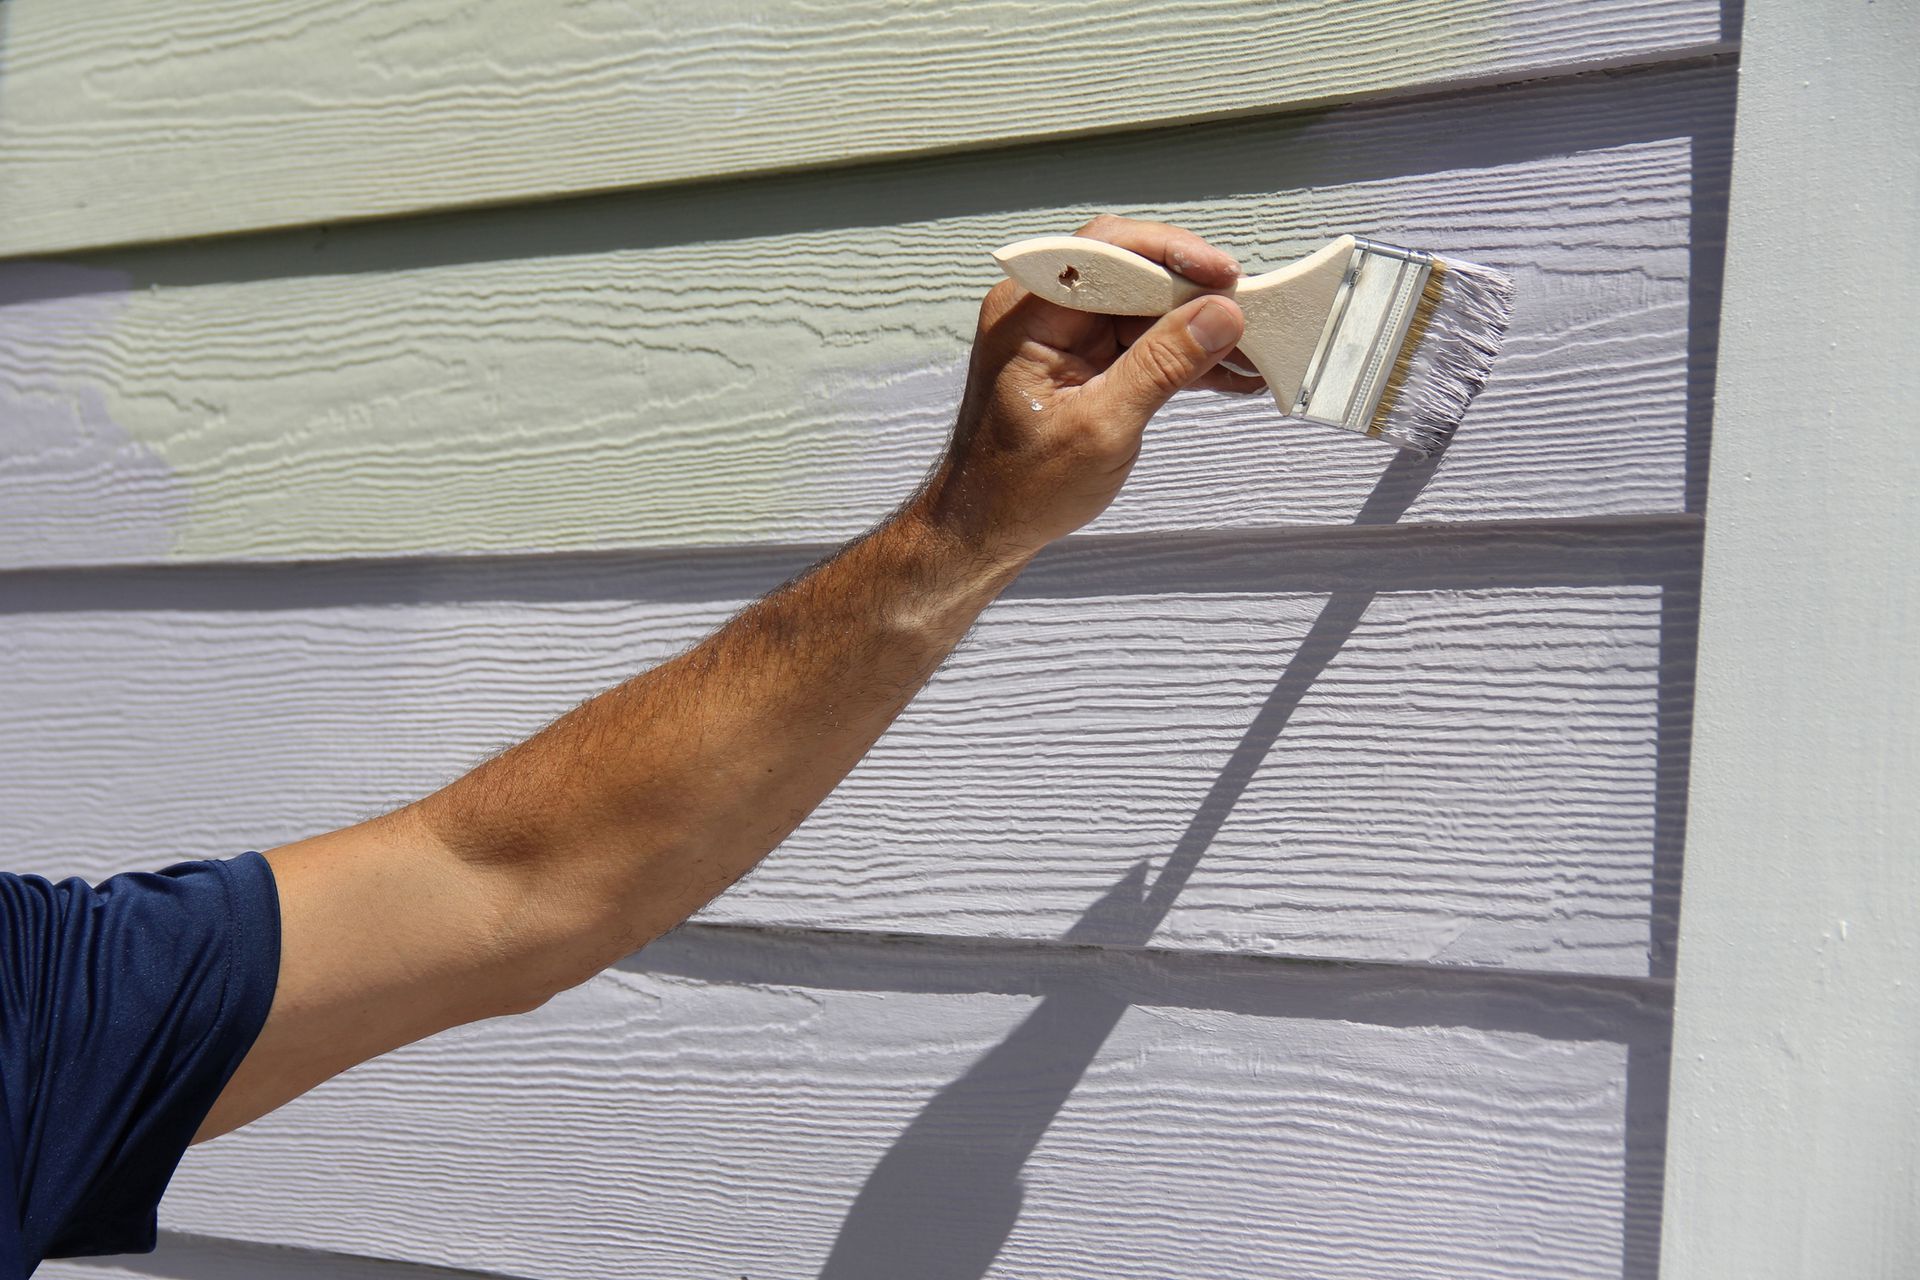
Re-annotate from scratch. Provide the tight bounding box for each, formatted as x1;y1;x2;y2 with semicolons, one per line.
917;214;1262;563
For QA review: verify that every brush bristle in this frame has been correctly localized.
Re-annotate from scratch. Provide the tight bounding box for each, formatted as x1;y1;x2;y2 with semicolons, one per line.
1371;254;1515;454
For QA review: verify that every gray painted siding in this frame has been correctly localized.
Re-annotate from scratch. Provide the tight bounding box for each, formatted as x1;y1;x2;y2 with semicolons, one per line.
0;522;1697;975
1;6;1739;1277
159;932;1672;1279
36;1233;495;1280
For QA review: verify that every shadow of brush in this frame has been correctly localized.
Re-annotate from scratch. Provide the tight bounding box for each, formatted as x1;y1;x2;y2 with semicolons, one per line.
816;450;1443;1279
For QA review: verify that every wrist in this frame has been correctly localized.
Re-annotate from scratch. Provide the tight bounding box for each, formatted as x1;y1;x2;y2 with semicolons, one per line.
853;496;1031;653
898;487;1039;585
907;465;1050;574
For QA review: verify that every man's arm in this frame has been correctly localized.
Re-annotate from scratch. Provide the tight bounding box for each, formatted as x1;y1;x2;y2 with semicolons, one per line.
198;216;1253;1139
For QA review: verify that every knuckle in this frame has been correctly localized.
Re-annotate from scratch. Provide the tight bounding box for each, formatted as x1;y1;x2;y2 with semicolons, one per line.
977;280;1025;331
1133;338;1195;393
984;279;1022;310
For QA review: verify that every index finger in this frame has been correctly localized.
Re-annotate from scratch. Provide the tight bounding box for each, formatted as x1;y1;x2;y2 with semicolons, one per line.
1074;214;1241;288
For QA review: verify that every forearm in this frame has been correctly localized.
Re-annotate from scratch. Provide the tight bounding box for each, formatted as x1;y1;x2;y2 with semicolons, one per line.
413;489;1027;978
202;216;1243;1143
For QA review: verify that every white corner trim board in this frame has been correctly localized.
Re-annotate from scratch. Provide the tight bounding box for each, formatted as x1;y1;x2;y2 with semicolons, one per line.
0;0;1731;255
1659;0;1920;1273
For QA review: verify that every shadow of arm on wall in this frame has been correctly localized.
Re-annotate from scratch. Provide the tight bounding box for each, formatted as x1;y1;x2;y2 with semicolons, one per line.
810;453;1441;1278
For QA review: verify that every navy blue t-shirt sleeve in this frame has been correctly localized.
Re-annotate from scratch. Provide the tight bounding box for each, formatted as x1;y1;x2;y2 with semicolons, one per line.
0;852;280;1270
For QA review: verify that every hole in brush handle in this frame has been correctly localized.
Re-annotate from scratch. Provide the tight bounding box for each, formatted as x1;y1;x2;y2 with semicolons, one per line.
990;236;1203;315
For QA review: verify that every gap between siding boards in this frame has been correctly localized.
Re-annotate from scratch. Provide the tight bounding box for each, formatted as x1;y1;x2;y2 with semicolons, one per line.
0;514;1705;612
633;921;1674;1032
35;1230;511;1280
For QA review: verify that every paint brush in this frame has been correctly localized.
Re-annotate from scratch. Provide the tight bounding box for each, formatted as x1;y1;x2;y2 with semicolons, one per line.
992;234;1515;454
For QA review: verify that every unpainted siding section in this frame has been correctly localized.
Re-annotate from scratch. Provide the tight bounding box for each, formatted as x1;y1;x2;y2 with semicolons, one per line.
0;0;1730;254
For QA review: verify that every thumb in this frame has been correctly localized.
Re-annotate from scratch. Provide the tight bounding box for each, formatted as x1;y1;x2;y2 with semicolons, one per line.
1087;296;1244;425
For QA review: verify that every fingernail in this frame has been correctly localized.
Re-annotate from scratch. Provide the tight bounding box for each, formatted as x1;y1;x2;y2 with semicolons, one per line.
1186;299;1240;354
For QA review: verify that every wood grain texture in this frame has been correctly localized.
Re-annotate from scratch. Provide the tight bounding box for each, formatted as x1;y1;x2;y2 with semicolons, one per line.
0;64;1732;568
0;520;1697;976
0;0;1731;256
0;21;1717;1279
158;926;1670;1280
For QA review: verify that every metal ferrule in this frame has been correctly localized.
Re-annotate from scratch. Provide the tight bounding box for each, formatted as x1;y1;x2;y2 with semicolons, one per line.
1290;239;1435;437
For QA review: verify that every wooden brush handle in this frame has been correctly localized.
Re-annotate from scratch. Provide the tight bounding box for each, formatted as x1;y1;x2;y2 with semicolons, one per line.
990;236;1209;314
991;234;1357;404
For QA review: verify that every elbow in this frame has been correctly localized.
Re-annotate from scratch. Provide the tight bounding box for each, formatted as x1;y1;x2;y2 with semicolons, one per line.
423;832;679;1015
407;769;704;1013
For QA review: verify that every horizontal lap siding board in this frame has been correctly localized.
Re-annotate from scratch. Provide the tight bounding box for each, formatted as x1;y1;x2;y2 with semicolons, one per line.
0;63;1731;569
37;1235;497;1280
159;927;1670;1280
0;0;1732;256
0;31;1718;1280
0;521;1695;976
